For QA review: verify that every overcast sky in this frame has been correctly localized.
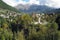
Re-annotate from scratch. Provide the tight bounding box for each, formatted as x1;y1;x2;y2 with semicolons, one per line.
2;0;60;8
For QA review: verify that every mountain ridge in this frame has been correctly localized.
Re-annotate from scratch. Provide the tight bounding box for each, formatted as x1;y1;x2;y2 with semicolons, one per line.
15;4;56;13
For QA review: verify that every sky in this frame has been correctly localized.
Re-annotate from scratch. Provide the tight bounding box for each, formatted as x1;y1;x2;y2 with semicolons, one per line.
2;0;60;8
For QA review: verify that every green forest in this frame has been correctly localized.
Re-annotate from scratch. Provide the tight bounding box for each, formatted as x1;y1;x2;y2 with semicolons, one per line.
0;10;60;40
0;0;60;40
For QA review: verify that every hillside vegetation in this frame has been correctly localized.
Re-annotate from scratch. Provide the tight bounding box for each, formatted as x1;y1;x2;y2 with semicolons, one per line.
0;12;60;40
0;0;60;40
0;0;20;12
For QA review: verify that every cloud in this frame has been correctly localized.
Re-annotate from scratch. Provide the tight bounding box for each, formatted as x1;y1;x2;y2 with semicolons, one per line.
2;0;40;6
22;0;30;2
2;0;60;8
15;0;40;5
39;0;60;8
28;0;40;5
51;0;60;8
2;0;18;6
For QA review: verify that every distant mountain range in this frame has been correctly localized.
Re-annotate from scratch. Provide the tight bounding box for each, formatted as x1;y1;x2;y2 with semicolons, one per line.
15;4;60;14
0;0;20;12
0;0;60;14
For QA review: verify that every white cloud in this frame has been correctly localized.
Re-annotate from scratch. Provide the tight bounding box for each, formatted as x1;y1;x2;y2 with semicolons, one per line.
17;0;40;5
2;0;40;6
39;0;60;8
2;0;60;8
2;0;18;6
51;0;60;8
28;0;40;5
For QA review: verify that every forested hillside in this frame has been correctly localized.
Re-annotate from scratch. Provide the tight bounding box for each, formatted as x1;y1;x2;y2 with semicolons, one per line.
0;0;20;12
0;0;60;40
0;11;60;40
